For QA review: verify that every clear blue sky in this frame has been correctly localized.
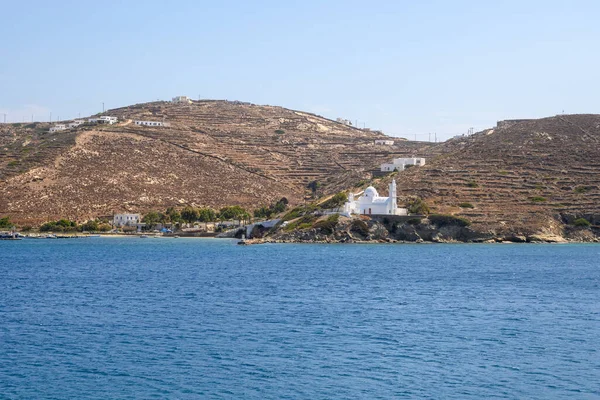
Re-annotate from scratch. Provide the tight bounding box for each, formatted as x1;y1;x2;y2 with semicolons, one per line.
2;0;599;140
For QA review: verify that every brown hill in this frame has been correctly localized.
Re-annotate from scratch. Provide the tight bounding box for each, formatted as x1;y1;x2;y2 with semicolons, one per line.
0;100;434;224
375;114;600;238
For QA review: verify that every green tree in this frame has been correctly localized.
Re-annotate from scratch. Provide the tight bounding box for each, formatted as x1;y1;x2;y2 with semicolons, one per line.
198;207;217;222
0;216;12;229
166;207;182;223
181;206;199;223
142;211;161;227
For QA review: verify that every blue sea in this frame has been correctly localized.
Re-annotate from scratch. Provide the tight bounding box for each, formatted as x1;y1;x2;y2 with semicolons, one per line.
1;238;599;399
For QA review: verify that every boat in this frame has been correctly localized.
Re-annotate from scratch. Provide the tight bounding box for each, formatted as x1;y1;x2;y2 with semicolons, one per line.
173;235;180;238
140;235;149;238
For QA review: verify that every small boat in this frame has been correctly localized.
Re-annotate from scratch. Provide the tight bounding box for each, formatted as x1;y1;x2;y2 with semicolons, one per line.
140;235;149;238
173;235;180;238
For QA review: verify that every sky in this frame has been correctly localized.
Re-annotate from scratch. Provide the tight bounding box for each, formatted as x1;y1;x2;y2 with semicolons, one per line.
1;0;599;140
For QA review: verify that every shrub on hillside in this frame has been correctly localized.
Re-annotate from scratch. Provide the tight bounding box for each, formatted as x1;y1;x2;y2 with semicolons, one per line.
407;197;430;215
467;181;479;188
573;218;592;227
428;214;471;227
459;202;474;209
313;214;340;234
320;192;348;209
350;219;370;237
530;196;547;203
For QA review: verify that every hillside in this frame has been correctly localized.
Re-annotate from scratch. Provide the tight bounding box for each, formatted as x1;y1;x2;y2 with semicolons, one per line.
0;100;435;224
373;115;600;238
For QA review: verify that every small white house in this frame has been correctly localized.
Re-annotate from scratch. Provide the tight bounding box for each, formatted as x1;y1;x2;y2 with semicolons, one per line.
374;139;395;145
113;214;141;227
134;120;170;127
68;120;84;128
343;180;407;216
49;124;67;132
380;157;426;172
172;96;192;104
89;116;118;125
336;118;352;126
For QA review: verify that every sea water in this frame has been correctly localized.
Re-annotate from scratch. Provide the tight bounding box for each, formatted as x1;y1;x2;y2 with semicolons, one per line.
1;238;599;399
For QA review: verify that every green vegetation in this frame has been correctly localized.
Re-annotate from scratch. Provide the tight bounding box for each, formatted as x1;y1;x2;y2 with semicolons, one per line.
274;129;285;135
428;214;471;227
219;206;250;223
459;202;474;209
498;170;509;175
307;180;321;197
467;181;479;188
319;192;348;209
7;161;20;167
574;186;590;194
350;219;370;237
0;217;13;229
284;215;317;231
407;197;430;215
254;198;288;219
39;219;78;232
530;196;547;203
313;214;340;234
354;179;370;188
573;218;592;227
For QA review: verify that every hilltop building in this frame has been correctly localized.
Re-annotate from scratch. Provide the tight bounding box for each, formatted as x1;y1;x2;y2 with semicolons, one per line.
374;139;394;145
343;180;407;216
380;157;425;172
172;96;192;104
68;120;84;128
134;120;170;127
49;124;67;133
113;213;141;227
88;116;118;125
336;118;352;126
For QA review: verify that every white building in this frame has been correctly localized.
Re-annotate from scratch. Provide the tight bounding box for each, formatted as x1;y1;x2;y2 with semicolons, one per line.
380;157;426;172
343;180;407;216
49;124;67;132
68;120;84;128
172;96;192;104
374;139;395;145
113;213;141;227
134;120;170;127
336;118;352;126
88;116;118;125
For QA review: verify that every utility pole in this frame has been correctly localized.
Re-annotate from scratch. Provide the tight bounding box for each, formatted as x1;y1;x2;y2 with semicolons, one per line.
50;112;52;122
435;132;437;143
414;133;417;141
31;114;33;122
3;114;6;123
102;102;105;113
429;132;431;142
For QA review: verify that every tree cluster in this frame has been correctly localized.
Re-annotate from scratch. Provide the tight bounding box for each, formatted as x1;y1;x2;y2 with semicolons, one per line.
253;198;288;219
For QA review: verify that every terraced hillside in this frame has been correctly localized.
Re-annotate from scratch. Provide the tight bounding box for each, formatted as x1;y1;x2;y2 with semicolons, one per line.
378;114;600;237
0;100;435;224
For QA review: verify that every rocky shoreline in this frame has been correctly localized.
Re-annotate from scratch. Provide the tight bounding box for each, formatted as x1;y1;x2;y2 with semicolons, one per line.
237;214;600;245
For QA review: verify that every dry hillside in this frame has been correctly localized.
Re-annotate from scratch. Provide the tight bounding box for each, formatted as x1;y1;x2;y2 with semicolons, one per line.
0;100;434;224
376;115;600;237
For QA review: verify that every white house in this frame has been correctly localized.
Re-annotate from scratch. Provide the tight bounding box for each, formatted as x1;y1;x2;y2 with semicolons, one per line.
172;96;192;104
113;213;141;227
343;180;407;216
88;116;118;125
68;120;84;128
49;124;67;132
380;157;426;172
374;139;395;145
336;118;352;126
134;120;170;127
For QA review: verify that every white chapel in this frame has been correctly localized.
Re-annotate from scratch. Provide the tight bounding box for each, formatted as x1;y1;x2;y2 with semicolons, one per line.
343;180;407;216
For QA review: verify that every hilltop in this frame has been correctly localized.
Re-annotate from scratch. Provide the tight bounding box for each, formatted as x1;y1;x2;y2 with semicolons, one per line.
0;100;434;224
370;114;600;240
